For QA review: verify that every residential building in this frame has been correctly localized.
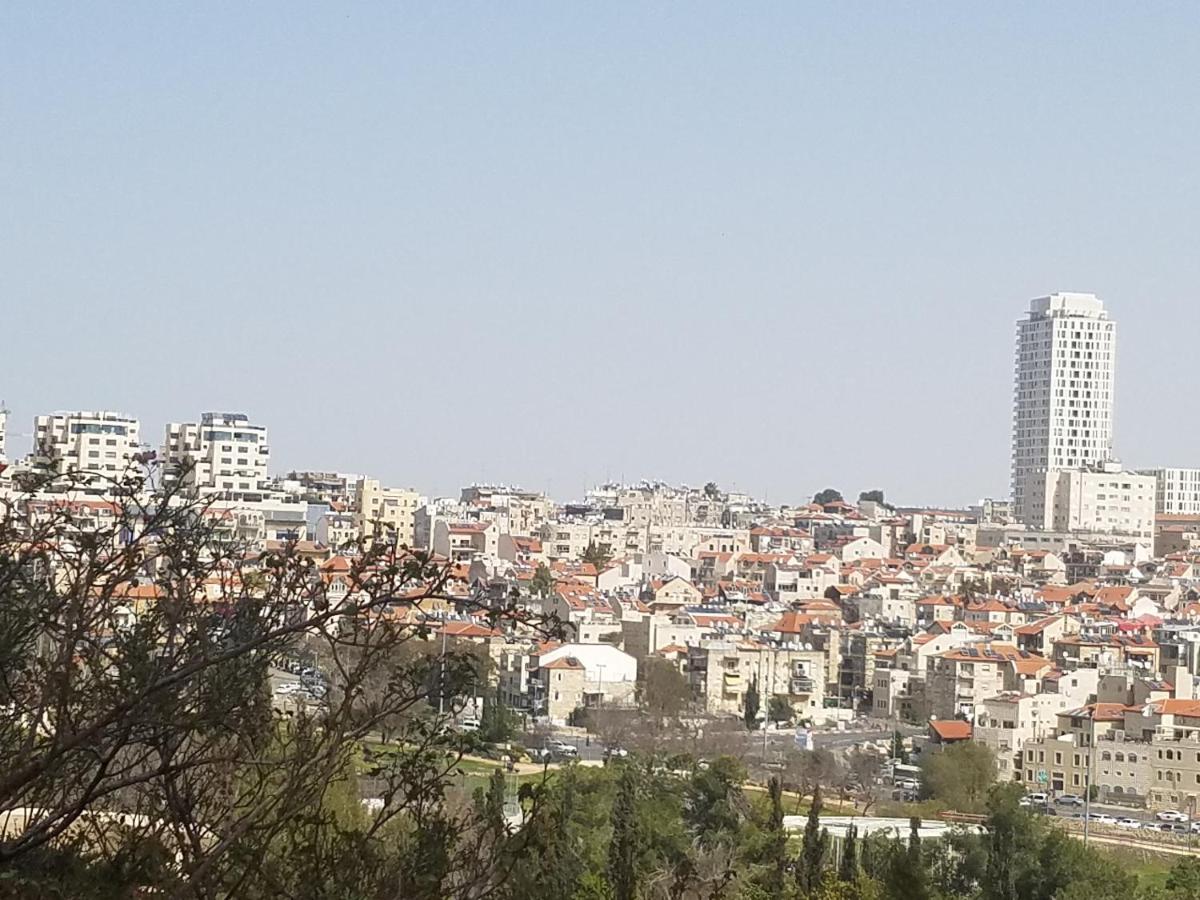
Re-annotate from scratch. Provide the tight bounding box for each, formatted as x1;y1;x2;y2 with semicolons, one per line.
356;479;422;547
687;640;827;721
33;410;142;483
1044;464;1156;539
163;412;269;498
1138;468;1200;516
534;643;638;723
1011;293;1116;528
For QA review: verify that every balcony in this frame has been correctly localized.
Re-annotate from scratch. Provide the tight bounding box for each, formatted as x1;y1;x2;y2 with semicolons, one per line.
790;678;815;694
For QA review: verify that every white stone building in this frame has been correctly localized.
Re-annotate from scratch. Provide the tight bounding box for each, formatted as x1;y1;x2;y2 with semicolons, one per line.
34;410;142;482
1044;464;1156;539
163;412;269;498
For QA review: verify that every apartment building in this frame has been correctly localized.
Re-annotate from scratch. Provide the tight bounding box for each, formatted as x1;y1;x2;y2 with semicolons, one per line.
927;643;1037;720
432;520;500;563
1011;293;1116;528
1138;468;1200;516
688;640;827;721
0;405;7;463
163;412;269;498
34;410;142;483
1044;464;1156;539
355;478;422;548
976;693;1079;781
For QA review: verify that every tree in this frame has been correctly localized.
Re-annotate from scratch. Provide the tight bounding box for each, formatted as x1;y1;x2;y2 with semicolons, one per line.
858;490;885;504
607;765;640;900
798;783;829;893
581;542;612;571
762;775;789;897
767;695;794;725
0;461;561;897
531;562;554;597
743;676;761;730
1166;858;1200;900
919;741;996;810
479;695;517;744
840;823;859;882
704;481;721;500
813;488;844;506
886;817;929;900
641;657;691;724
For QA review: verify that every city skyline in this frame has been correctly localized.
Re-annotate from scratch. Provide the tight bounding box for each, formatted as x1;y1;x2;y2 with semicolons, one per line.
5;6;1200;505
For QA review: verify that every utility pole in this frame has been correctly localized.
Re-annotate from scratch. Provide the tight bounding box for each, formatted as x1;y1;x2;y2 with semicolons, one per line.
438;621;449;717
1082;712;1095;845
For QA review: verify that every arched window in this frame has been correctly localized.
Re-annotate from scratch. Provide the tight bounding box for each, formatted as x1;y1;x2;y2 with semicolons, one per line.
1115;753;1125;762
1102;751;1112;761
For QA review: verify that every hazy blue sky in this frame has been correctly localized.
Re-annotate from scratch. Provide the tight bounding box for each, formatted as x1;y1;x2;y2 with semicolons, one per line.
3;4;1198;506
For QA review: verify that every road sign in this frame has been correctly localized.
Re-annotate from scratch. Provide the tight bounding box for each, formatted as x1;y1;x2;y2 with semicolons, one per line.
794;727;813;751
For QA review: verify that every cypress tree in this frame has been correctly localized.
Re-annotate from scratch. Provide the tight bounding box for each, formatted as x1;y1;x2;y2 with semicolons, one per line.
608;765;640;900
798;783;829;893
840;823;858;882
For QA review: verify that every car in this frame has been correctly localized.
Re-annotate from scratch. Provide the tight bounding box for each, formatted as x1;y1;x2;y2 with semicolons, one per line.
1116;818;1142;829
1087;813;1117;825
1025;792;1049;804
603;745;629;760
458;718;480;732
1055;794;1085;807
1157;810;1190;823
895;779;920;792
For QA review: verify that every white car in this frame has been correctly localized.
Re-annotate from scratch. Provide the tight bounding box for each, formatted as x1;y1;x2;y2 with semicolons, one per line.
1115;818;1142;829
1087;813;1117;825
1157;810;1190;823
1022;792;1049;805
895;779;920;792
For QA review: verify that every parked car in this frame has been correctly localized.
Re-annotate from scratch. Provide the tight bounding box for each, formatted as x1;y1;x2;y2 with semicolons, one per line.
1087;813;1117;825
1055;794;1085;807
1021;792;1049;806
458;718;480;732
1116;818;1142;829
895;779;920;792
1157;810;1190;823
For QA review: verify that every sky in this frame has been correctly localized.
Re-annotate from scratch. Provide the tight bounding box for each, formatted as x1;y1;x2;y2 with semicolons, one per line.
3;4;1199;507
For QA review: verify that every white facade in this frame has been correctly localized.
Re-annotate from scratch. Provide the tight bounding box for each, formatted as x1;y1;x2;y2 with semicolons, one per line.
1138;468;1200;515
1045;464;1156;539
1012;293;1116;527
163;412;270;498
34;411;142;480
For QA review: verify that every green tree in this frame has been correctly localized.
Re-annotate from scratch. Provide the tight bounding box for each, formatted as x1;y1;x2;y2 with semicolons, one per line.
814;488;844;505
919;740;995;810
479;695;517;743
886;818;929;900
762;775;790;897
744;676;761;730
858;490;885;504
1166;857;1200;900
798;784;829;893
641;657;691;723
531;562;554;597
581;542;612;571
768;695;794;725
704;481;721;500
840;823;858;882
608;765;640;900
684;756;746;848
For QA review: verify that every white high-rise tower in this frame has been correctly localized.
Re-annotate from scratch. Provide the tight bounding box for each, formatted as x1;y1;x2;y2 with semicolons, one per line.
1011;293;1116;528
